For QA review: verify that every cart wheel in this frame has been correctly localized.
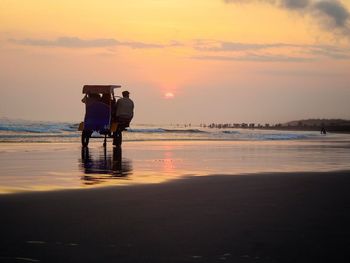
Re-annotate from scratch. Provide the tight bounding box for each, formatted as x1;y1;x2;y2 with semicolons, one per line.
81;130;90;147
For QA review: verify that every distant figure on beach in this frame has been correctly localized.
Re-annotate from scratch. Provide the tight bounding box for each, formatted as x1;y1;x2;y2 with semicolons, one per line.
113;90;134;125
321;127;327;135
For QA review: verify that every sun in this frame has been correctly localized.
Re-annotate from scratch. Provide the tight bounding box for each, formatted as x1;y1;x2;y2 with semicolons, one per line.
164;92;175;99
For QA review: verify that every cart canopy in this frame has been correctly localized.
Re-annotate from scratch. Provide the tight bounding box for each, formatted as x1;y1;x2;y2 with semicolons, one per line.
83;85;121;94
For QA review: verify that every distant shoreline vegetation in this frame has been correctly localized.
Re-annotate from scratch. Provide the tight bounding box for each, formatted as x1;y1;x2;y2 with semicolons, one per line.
201;119;350;133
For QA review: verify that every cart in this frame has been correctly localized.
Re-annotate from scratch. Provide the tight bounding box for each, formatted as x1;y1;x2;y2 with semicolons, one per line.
79;85;123;147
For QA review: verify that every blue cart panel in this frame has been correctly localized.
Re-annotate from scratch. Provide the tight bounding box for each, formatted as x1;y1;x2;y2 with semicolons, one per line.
84;101;110;133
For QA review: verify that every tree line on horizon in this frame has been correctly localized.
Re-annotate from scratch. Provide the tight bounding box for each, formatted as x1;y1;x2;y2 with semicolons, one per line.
200;119;350;133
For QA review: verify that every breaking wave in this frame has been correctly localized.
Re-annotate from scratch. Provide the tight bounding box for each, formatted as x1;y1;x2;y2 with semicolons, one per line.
0;120;78;133
0;119;320;143
127;128;205;133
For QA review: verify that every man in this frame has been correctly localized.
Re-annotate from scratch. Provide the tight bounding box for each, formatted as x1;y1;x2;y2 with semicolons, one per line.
113;91;134;146
114;90;134;124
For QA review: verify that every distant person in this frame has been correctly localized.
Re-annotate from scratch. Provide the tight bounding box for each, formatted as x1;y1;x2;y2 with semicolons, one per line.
114;91;134;126
321;127;327;135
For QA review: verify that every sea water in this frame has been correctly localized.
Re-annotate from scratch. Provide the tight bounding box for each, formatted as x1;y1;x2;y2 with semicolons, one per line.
0;119;324;143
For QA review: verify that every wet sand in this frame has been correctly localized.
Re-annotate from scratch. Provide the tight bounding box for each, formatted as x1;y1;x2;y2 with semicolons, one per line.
1;140;350;193
1;170;350;262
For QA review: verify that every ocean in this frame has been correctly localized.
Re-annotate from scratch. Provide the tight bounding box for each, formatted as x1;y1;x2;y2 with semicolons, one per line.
0;119;325;143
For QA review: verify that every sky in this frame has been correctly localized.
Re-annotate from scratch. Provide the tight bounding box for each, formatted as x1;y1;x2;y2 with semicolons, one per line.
1;0;350;124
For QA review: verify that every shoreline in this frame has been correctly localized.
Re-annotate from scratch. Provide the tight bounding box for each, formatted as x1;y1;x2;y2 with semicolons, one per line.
1;170;350;262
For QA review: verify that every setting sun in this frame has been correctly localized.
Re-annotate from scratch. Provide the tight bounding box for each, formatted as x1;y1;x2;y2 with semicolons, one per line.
164;92;175;99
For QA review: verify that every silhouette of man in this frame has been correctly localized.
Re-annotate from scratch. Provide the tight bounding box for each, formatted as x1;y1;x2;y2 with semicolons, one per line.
113;91;134;146
114;90;134;125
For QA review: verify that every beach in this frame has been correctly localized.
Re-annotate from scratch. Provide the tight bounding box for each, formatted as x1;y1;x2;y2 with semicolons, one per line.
1;129;350;262
1;170;350;262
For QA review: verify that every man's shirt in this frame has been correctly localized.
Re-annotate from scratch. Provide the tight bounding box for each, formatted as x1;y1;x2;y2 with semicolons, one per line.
115;97;134;118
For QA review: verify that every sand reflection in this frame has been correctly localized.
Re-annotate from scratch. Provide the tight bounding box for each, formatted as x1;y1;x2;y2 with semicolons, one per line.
80;147;133;185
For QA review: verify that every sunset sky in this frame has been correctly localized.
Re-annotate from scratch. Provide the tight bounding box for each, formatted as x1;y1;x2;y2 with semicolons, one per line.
1;0;350;124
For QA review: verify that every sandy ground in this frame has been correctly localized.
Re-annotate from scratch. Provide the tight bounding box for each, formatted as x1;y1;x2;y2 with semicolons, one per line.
1;140;350;193
0;170;350;262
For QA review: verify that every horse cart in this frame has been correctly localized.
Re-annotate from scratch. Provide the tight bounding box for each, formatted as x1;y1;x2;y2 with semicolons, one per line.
79;85;127;147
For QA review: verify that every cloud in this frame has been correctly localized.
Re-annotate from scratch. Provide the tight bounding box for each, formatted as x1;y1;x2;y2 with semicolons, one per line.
192;39;350;62
280;0;310;9
306;44;350;59
119;41;164;49
10;37;119;47
194;40;350;59
9;36;172;49
257;68;346;77
195;40;298;51
224;0;350;36
313;0;350;29
192;53;313;62
224;0;310;9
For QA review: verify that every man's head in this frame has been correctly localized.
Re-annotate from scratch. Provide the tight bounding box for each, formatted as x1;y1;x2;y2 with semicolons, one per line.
122;91;130;98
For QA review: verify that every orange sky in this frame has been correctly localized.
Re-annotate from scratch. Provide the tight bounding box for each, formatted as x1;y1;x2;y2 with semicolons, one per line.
1;0;350;123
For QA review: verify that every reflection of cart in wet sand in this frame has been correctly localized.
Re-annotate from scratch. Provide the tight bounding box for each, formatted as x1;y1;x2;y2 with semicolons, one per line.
80;147;132;184
79;85;129;147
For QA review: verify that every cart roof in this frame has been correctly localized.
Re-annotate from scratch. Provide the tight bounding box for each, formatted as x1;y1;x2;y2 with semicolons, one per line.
83;85;121;94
